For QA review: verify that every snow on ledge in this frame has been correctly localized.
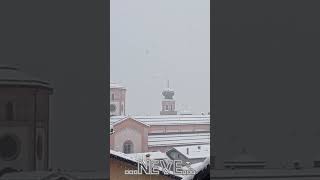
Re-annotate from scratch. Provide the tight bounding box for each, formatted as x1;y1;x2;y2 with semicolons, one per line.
181;157;210;180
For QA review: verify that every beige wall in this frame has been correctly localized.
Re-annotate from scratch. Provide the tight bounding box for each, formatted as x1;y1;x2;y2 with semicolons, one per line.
111;118;148;153
110;158;175;180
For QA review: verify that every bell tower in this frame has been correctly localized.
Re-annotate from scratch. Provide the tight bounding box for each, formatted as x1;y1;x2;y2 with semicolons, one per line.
160;80;177;115
110;82;126;116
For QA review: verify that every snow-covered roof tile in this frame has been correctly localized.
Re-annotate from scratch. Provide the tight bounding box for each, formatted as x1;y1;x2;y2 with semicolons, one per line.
110;150;181;179
110;150;138;164
112;117;150;127
110;82;125;89
172;144;210;159
181;157;210;180
148;133;210;147
110;114;210;126
126;151;170;161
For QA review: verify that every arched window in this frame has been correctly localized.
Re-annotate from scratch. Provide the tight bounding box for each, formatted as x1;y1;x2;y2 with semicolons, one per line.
123;140;133;154
6;102;14;121
0;135;20;161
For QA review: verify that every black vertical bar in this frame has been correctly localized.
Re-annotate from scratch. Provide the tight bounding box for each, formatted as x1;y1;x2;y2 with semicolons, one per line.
211;0;216;170
106;0;110;178
33;88;38;170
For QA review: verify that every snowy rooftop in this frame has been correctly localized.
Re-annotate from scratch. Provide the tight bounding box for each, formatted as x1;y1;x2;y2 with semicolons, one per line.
110;114;210;126
112;117;150;127
148;133;210;147
179;110;193;115
0;66;51;89
126;151;170;161
182;157;210;180
110;81;125;89
110;150;181;179
111;150;209;180
171;144;210;159
110;149;138;164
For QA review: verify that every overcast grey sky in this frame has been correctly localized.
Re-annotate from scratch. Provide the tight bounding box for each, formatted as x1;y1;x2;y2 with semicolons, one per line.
111;0;210;115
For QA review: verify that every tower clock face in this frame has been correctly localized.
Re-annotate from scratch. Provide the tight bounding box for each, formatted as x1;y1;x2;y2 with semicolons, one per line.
0;135;20;161
110;104;116;112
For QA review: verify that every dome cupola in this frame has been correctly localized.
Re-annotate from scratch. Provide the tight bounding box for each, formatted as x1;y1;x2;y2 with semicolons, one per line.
162;80;175;99
0;65;51;89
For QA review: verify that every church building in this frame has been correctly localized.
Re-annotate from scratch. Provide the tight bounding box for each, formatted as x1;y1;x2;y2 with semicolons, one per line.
0;66;52;172
0;66;108;180
110;82;210;154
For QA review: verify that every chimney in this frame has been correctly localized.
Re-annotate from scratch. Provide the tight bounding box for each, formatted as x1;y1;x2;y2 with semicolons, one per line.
146;153;150;160
187;148;189;155
144;153;150;162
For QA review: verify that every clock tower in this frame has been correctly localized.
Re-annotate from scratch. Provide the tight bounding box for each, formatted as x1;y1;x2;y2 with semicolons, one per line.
160;81;177;115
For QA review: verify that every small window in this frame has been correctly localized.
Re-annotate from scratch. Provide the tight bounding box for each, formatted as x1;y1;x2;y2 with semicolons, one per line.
123;140;133;154
6;102;14;121
166;105;168;111
111;94;115;101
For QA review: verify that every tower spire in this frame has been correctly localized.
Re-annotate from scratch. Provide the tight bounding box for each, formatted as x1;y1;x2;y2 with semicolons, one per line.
160;80;177;115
